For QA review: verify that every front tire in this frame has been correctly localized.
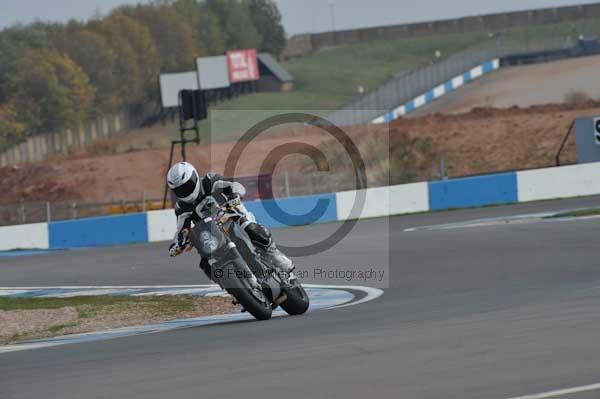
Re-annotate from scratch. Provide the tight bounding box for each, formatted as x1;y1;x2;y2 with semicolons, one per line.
219;263;272;321
280;279;310;315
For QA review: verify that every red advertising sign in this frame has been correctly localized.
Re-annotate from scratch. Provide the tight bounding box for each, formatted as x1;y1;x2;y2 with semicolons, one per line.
227;49;260;83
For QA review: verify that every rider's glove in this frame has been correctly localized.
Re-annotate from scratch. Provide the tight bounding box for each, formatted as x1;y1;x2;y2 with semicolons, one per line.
169;229;189;257
225;195;241;209
169;241;184;257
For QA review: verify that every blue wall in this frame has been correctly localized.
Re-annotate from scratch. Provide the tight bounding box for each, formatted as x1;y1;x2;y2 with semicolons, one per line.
245;193;338;228
428;172;518;211
49;213;148;249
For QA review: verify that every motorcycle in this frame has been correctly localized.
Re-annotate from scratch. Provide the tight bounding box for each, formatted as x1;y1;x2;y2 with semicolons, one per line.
183;195;310;321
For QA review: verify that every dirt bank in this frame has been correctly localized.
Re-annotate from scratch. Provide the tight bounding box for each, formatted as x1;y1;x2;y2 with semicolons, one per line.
0;101;597;205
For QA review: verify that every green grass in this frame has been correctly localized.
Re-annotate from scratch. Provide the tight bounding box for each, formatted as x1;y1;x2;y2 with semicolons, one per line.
195;32;489;141
200;19;600;141
0;296;197;314
108;17;600;149
217;32;489;112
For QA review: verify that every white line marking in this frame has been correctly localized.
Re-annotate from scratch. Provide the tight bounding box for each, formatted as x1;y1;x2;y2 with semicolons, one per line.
505;382;600;399
304;284;384;309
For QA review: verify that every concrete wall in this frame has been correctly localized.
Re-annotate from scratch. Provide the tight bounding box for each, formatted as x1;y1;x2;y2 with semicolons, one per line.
336;183;429;220
4;161;600;250
147;209;177;243
0;111;134;167
49;213;148;249
517;163;600;202
0;223;49;251
429;172;518;210
284;3;600;58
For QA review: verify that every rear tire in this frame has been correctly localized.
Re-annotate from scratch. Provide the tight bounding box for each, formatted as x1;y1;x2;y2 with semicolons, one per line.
219;263;272;321
281;279;310;315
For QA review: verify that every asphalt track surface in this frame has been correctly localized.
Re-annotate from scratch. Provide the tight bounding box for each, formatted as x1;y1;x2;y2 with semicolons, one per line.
2;196;600;399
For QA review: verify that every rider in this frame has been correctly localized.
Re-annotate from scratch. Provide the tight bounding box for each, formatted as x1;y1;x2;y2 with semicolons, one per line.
166;162;293;279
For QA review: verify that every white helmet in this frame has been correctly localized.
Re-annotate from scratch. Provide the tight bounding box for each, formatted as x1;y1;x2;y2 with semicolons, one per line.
167;162;201;203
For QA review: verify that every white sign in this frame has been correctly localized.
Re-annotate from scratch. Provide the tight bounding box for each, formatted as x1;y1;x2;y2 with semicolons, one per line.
595;117;600;145
197;56;230;90
159;72;199;108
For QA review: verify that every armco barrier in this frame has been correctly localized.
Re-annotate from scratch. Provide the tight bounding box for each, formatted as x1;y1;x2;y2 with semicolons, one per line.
0;223;49;251
428;172;518;211
2;162;600;251
49;213;148;249
372;59;500;123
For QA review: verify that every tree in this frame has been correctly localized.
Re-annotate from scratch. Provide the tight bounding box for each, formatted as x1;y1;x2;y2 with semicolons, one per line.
248;0;286;56
89;13;160;109
197;6;226;55
121;4;200;73
0;103;26;152
172;0;226;55
7;48;95;134
50;26;119;113
0;25;49;102
206;0;262;50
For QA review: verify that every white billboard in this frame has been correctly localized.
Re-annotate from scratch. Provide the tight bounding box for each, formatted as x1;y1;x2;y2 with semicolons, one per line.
159;72;199;108
197;56;230;90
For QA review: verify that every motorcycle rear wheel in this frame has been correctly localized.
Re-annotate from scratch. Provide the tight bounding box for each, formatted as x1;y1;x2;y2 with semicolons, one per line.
280;279;310;316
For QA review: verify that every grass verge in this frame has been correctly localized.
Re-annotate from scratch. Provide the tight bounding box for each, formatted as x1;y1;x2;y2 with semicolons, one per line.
0;295;236;345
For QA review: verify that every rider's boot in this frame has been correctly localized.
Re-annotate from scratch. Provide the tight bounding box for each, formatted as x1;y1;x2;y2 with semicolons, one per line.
245;222;294;273
261;243;294;273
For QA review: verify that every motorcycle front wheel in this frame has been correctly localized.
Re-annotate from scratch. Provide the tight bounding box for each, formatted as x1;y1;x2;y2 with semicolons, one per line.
219;263;273;321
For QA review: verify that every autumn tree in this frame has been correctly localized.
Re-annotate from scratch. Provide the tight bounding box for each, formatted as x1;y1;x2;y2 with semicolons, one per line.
172;0;226;55
89;13;160;109
0;0;288;151
206;0;262;50
7;48;95;134
0;104;26;152
248;0;286;56
49;25;119;113
120;4;200;73
0;25;49;103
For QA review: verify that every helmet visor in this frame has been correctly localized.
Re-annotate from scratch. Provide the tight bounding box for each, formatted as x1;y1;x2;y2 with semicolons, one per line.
172;171;198;199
